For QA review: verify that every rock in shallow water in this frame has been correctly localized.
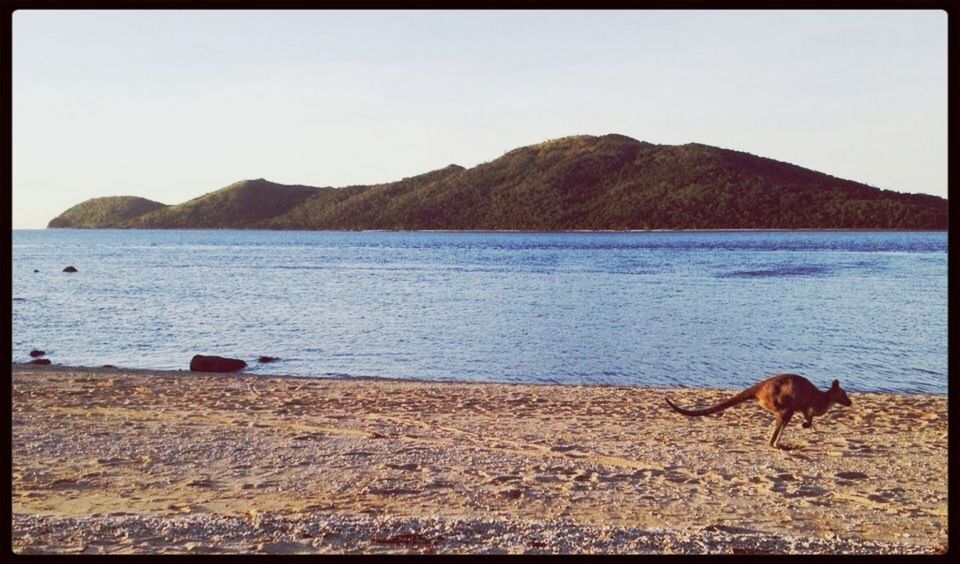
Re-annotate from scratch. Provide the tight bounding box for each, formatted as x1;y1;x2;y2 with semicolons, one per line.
257;356;280;363
62;266;78;273
190;355;247;373
29;349;46;358
28;358;52;365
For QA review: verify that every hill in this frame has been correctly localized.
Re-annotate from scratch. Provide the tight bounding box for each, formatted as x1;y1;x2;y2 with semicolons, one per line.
48;135;948;230
47;196;168;228
123;179;320;229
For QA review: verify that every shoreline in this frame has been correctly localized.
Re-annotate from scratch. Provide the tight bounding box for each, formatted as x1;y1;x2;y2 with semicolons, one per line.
12;365;948;554
9;363;947;396
25;227;950;233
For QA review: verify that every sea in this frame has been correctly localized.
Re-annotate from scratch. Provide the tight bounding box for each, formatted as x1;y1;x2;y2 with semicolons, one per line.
11;229;948;394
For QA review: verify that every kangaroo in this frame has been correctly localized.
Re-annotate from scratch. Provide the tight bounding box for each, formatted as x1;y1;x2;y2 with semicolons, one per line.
664;374;852;448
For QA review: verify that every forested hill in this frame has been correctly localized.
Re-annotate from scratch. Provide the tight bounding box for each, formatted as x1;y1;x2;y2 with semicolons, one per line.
47;196;167;228
48;134;948;230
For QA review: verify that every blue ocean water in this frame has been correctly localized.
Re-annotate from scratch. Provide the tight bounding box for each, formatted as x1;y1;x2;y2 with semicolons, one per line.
11;229;947;394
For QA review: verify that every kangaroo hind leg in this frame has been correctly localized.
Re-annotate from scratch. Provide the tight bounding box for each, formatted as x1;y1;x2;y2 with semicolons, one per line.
769;409;794;448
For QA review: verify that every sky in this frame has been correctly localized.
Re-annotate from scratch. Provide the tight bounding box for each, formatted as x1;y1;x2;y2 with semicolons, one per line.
11;10;948;229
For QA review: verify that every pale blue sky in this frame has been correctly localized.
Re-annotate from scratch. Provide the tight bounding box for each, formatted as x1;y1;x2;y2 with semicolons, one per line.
12;10;947;228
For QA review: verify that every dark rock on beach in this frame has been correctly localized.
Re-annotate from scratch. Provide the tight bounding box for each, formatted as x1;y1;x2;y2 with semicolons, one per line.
29;350;46;358
257;356;280;363
189;355;247;373
62;266;78;273
28;358;52;365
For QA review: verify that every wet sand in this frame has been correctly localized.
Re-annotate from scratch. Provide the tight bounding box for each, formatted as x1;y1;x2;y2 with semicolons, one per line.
11;364;948;554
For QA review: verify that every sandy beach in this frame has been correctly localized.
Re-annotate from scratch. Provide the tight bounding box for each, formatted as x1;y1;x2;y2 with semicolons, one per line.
11;364;947;554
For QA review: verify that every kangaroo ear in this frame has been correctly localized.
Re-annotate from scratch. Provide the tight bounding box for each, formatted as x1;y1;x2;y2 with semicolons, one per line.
831;379;840;389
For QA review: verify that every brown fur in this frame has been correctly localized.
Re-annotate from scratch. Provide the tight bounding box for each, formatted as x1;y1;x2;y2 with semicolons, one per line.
664;374;852;448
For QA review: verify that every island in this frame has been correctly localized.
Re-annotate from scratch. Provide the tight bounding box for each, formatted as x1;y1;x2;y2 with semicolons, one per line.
48;134;947;231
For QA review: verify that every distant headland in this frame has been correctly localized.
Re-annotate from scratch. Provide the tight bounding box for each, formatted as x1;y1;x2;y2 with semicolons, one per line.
48;134;948;230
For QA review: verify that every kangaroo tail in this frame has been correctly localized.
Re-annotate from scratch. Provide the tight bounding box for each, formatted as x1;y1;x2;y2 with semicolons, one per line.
665;384;759;417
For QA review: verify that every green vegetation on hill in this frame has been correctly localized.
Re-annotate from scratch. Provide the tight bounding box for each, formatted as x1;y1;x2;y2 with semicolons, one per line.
124;179;320;229
47;196;168;228
47;135;948;230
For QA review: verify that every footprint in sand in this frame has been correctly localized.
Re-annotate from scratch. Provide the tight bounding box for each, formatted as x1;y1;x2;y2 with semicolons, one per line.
835;471;868;481
499;487;524;499
549;444;590;460
544;466;579;476
424;479;454;489
597;472;633;483
788;483;828;498
867;487;908;504
385;462;420;472
186;478;221;489
661;467;698;485
572;471;597;483
633;469;663;481
44;478;88;490
841;443;876;458
785;450;813;462
292;432;325;441
486;474;521;485
702;524;756;534
767;473;829;499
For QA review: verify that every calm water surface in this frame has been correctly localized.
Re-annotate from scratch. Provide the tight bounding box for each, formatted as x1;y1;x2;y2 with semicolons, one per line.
11;230;947;394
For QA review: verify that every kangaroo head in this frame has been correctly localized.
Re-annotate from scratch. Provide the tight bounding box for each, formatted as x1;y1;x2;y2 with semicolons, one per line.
830;379;852;407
